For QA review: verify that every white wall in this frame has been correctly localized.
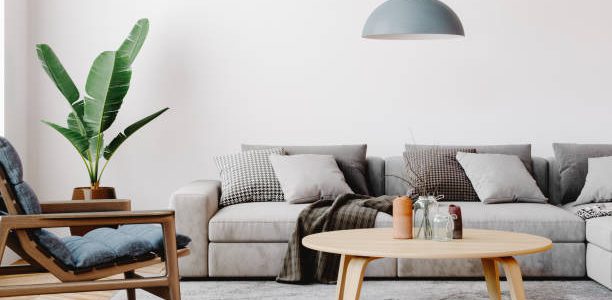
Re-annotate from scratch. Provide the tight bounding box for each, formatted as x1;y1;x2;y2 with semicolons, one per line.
3;0;29;266
5;0;612;210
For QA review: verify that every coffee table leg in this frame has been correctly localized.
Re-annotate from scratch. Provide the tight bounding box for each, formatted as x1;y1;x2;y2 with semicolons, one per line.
336;255;375;300
336;255;352;300
499;257;526;300
481;258;501;300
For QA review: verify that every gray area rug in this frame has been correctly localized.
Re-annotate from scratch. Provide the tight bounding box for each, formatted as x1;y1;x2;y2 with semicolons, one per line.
111;280;611;300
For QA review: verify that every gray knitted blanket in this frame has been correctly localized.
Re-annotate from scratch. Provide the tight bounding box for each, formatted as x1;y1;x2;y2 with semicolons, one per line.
277;194;395;284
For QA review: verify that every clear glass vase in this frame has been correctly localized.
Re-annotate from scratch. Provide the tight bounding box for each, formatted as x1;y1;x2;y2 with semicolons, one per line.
412;196;439;240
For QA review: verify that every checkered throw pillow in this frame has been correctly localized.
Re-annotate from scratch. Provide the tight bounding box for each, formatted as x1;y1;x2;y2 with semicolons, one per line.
214;148;285;207
404;147;479;201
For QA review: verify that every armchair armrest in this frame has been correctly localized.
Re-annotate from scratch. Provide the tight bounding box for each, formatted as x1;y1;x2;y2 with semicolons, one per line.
169;180;220;277
0;210;184;275
0;210;174;229
40;199;131;214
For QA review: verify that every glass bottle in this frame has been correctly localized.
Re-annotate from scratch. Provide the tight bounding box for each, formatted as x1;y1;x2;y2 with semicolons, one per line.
432;210;455;242
448;204;463;239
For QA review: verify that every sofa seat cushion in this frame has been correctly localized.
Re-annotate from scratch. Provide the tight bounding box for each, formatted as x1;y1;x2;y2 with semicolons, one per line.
564;202;612;251
209;202;392;242
585;216;612;252
209;202;309;242
210;201;584;243
449;202;584;242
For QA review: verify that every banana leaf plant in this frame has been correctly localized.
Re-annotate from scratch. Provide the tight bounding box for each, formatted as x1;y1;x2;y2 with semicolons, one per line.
36;18;169;189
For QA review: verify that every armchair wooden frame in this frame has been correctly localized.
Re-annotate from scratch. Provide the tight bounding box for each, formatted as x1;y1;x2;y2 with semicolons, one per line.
0;166;189;299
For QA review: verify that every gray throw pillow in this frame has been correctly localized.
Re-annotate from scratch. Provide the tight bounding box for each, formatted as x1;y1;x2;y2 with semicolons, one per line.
575;156;612;205
553;143;612;204
405;144;533;175
214;148;284;207
404;147;478;201
269;154;353;204
456;152;547;204
242;144;369;196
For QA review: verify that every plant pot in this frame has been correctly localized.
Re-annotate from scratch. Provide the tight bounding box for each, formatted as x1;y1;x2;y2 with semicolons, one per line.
70;186;117;236
72;186;117;200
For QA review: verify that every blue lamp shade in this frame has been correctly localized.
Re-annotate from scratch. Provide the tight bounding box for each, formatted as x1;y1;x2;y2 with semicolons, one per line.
362;0;464;40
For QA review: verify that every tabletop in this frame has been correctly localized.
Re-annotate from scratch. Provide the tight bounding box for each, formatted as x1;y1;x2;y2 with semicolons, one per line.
302;228;552;259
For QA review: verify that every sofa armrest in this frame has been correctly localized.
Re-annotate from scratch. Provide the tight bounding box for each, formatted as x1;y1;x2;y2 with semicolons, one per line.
169;180;220;277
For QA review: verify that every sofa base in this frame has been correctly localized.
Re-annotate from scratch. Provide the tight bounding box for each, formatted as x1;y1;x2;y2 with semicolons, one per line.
399;243;584;277
587;243;612;289
208;243;396;277
207;242;585;278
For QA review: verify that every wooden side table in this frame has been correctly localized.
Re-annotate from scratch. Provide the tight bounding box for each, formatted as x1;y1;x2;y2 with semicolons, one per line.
40;199;131;236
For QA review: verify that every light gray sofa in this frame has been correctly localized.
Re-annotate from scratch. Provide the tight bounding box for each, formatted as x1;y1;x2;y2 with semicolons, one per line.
170;156;598;283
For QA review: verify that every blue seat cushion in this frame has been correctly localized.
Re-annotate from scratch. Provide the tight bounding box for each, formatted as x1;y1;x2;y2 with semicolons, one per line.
33;229;75;268
117;224;192;251
34;225;191;270
61;236;116;268
83;227;153;258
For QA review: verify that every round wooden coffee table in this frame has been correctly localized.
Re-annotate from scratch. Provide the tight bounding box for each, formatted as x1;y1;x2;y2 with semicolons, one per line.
302;228;552;300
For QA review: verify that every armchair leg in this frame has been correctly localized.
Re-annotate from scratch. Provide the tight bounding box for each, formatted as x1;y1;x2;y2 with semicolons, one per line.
162;218;181;300
124;271;137;300
0;225;9;262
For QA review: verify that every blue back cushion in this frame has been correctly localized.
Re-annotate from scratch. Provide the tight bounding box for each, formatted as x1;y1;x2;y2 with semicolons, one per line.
0;137;41;215
0;137;24;185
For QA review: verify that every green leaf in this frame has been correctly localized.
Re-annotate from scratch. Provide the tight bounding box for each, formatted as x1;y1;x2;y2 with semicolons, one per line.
103;107;169;160
37;44;87;135
117;18;149;66
83;51;132;136
67;112;81;132
36;44;80;103
42;121;89;156
83;133;103;161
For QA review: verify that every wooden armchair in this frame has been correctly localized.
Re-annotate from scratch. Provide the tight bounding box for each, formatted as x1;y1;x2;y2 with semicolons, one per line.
0;137;190;299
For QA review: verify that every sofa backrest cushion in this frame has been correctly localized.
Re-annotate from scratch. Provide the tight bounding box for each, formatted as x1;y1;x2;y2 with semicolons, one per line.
366;157;385;196
242;144;370;196
385;156;409;196
383;155;549;198
532;157;550;198
547;158;563;205
552;143;612;204
405;144;533;175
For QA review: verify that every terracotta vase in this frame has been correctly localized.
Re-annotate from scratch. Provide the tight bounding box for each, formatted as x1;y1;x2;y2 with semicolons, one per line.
392;196;413;239
70;186;117;236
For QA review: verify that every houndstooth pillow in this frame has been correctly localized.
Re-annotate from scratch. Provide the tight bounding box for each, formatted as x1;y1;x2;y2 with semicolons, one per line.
575;204;612;220
404;147;479;201
214;148;285;207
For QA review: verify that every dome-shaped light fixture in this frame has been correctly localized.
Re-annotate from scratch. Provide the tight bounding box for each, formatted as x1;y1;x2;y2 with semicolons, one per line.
362;0;464;40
